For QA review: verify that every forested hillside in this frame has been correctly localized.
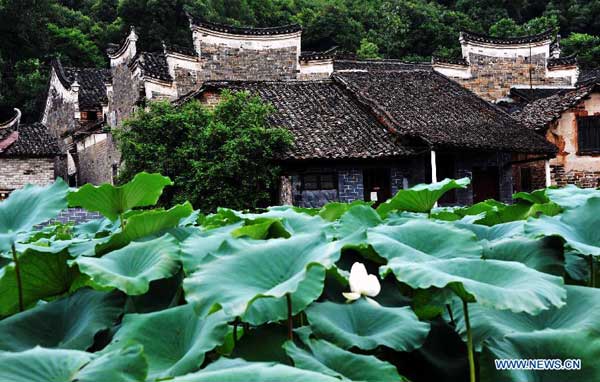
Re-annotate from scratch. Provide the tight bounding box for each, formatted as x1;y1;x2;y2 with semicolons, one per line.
2;0;600;121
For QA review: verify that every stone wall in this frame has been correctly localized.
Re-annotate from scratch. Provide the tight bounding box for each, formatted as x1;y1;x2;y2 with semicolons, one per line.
512;159;547;192
338;169;364;203
53;208;102;224
451;53;574;102
0;158;55;190
175;67;203;98
109;63;141;128
76;134;119;185
200;43;298;81
451;151;513;204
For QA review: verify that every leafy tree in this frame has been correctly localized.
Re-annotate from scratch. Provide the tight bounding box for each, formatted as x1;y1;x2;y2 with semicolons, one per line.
561;33;600;68
47;24;105;67
356;38;381;59
115;91;293;212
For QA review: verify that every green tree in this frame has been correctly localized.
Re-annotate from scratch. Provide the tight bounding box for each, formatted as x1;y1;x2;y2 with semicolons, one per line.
116;91;293;212
561;33;600;68
356;38;381;59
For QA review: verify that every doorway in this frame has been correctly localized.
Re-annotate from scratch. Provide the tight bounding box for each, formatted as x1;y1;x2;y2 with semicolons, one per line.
363;168;391;206
472;167;500;203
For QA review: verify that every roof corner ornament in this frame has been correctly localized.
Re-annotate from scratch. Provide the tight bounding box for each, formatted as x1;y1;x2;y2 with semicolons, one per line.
129;26;138;42
0;108;21;130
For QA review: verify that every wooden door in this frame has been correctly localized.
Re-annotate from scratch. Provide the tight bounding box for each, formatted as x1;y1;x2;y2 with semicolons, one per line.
472;167;499;203
363;168;391;206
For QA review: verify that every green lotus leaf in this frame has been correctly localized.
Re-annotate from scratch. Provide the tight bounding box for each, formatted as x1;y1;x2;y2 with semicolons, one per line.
367;219;483;262
67;172;172;221
95;202;193;255
232;217;291;239
230;324;290;364
513;189;550;204
170;358;340;382
0;344;147;382
335;204;382;239
480;329;600;381
319;200;373;222
0;288;123;351
305;299;430;351
73;234;180;295
183;233;339;321
454;221;525;241
241;206;333;235
451;285;600;351
526;197;600;257
482;236;565;276
107;305;229;380
284;336;405;381
381;257;566;314
546;184;600;209
0;179;68;252
73;218;118;239
179;222;243;274
200;207;243;229
0;249;79;316
376;177;470;217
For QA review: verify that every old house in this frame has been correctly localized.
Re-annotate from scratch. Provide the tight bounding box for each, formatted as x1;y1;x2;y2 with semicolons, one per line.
0;107;61;199
42;18;600;206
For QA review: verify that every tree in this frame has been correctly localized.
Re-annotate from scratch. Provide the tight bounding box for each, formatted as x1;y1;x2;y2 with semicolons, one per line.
115;91;293;212
356;38;381;59
561;33;600;68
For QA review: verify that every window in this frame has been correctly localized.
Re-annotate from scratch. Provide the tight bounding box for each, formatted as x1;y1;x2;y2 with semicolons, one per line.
520;167;533;192
301;173;337;191
577;116;600;154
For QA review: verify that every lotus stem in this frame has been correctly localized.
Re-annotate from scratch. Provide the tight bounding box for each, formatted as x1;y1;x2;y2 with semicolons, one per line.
463;300;476;382
590;255;596;288
233;318;239;345
119;213;125;231
446;304;455;326
286;293;293;340
11;244;24;312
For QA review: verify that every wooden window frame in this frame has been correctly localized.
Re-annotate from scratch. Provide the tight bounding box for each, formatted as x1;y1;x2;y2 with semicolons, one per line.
577;116;600;155
300;173;337;191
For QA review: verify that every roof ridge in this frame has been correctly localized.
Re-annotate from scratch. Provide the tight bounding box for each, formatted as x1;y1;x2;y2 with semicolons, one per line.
460;29;555;45
189;15;302;36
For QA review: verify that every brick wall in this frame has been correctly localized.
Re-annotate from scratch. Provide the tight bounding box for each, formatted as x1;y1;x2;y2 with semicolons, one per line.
200;43;298;81
552;166;600;188
0;157;55;190
452;53;573;102
52;208;102;224
338;169;364;203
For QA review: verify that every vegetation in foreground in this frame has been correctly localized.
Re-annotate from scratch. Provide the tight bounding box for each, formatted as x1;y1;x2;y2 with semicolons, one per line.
0;173;599;381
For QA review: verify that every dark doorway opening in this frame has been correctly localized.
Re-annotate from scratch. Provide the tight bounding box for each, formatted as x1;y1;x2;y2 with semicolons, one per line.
437;152;457;205
472;166;500;203
363;168;391;206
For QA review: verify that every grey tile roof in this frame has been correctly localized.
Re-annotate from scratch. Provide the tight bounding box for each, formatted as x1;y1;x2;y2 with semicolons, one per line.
0;123;61;158
334;59;431;72
190;17;301;36
53;59;111;109
334;70;556;154
515;84;600;130
460;29;554;45
182;80;415;160
131;52;172;82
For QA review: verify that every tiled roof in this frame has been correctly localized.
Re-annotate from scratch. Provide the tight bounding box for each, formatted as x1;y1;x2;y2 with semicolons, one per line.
182;80;415;160
62;67;111;109
432;56;469;66
0;123;61;158
131;52;172;82
334;70;556;154
460;29;554;45
548;55;577;68
515;84;600;130
334;59;431;72
510;87;571;103
578;68;600;85
300;47;337;62
190;17;301;36
164;43;197;57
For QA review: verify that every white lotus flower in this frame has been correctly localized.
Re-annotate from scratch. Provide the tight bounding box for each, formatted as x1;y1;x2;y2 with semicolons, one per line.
342;262;381;304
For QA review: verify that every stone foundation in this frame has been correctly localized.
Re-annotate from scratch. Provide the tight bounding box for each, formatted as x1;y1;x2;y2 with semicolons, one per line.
552;166;600;188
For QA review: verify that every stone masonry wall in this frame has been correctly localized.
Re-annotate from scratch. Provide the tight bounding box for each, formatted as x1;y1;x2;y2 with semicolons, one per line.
175;67;203;98
0;158;55;190
338;169;364;203
76;136;118;185
110;63;141;128
200;43;298;81
454;152;513;205
454;53;573;102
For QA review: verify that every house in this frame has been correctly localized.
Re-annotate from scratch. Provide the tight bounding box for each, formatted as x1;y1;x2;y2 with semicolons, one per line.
40;19;584;207
515;82;600;187
0;107;61;199
179;67;555;207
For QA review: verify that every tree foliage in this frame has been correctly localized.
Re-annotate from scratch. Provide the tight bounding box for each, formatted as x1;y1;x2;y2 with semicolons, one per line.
2;0;600;120
115;91;293;212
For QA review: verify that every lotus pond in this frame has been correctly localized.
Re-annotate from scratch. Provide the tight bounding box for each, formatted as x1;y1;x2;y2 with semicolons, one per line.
1;173;599;381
